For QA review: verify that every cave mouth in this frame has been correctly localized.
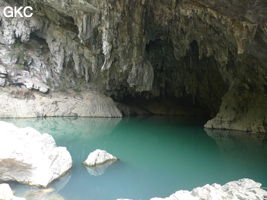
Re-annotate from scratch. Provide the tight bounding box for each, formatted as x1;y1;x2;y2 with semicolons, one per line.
118;94;211;119
118;40;228;118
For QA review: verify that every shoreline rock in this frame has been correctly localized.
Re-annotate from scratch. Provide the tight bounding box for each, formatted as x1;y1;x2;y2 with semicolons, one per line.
0;87;122;118
150;179;267;200
0;121;72;187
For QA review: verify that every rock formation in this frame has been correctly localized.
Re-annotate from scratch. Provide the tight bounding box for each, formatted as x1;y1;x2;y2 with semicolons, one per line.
0;87;122;118
150;178;267;200
0;121;72;187
83;149;118;167
0;0;266;133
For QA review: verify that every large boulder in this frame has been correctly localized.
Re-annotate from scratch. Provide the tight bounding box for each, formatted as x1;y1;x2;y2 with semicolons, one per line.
151;178;267;200
0;121;72;187
83;149;118;167
0;183;25;200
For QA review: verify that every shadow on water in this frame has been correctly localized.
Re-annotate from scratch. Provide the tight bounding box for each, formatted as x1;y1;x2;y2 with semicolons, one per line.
1;117;267;200
205;128;267;186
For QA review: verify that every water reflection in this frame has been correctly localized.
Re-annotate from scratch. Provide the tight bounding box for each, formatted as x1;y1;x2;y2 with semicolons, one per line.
8;172;71;200
1;117;267;200
205;128;267;185
4;117;122;140
205;128;267;158
85;160;117;176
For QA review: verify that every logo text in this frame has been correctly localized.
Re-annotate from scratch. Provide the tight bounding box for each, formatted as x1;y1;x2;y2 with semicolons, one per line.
3;6;33;18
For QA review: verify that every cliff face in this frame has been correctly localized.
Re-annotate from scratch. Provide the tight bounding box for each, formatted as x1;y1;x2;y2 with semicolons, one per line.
0;0;266;133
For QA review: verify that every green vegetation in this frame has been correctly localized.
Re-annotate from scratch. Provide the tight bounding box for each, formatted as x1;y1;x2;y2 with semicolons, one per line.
73;87;82;93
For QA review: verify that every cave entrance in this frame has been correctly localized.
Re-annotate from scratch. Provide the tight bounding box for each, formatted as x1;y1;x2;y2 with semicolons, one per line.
119;40;227;118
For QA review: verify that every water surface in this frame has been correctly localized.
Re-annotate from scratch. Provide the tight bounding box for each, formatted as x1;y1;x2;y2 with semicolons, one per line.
2;117;267;200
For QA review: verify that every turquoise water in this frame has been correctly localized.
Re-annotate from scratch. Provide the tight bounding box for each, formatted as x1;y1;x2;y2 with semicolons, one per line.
2;117;267;200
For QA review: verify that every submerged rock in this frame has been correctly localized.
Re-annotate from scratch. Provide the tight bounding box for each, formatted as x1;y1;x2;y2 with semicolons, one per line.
10;172;70;200
24;188;64;200
0;121;72;187
151;178;267;200
0;183;25;200
83;149;118;167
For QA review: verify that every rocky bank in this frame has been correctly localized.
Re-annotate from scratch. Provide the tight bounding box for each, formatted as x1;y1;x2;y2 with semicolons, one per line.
0;87;122;118
0;0;266;133
0;121;72;187
150;178;267;200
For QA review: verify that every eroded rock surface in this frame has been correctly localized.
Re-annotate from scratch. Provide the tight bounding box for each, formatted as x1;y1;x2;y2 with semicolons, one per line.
0;0;266;132
0;121;72;187
0;87;122;118
150;178;267;200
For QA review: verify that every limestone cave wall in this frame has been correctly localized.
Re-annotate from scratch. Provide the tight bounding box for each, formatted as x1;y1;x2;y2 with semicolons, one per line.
0;0;266;133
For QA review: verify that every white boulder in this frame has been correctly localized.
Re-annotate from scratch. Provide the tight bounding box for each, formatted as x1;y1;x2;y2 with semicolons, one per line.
83;149;118;167
150;178;267;200
0;121;72;187
0;183;25;200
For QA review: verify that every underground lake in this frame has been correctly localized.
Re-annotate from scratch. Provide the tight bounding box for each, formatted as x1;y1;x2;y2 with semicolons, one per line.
1;117;267;200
